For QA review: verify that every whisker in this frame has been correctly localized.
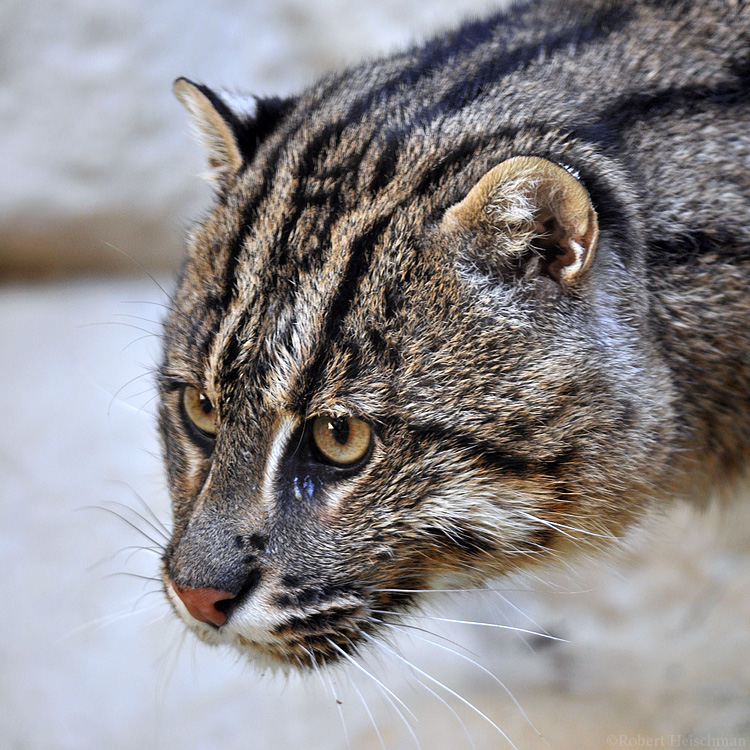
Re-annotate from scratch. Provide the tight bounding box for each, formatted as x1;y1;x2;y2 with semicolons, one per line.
119;333;160;354
122;299;172;311
364;634;519;750
155;625;189;705
144;608;172;630
73;361;154;418
132;587;168;611
107;370;158;416
113;312;162;327
514;509;614;541
369;610;566;643
381;620;544;741
326;639;417;722
305;638;332;700
88;543;161;573
368;616;483;660
104;571;163;584
489;590;542;628
103;241;174;303
136;391;161;416
102;482;171;539
374;585;536;595
78;320;160;337
108;499;167;539
348;674;387;750
325;638;421;749
58;598;164;642
325;670;351;750
76;505;164;547
368;639;477;750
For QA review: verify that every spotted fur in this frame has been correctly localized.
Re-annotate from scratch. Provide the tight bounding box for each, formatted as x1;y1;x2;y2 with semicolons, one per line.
160;0;750;669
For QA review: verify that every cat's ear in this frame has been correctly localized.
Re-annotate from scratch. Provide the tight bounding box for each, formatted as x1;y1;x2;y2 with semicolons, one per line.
443;156;599;285
173;77;290;183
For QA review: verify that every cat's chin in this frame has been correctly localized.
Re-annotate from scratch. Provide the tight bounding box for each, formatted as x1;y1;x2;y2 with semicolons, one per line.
181;617;373;672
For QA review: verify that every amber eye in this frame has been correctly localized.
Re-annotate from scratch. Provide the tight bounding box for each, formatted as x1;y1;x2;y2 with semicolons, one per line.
311;416;372;468
182;386;218;437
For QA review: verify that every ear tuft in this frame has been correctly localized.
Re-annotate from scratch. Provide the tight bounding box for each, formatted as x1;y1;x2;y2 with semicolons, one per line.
443;156;599;285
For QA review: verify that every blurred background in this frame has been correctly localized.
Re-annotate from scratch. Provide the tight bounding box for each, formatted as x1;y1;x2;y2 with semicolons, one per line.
2;1;749;748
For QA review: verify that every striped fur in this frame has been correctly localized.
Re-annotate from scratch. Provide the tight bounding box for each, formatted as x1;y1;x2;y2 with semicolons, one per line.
159;0;750;668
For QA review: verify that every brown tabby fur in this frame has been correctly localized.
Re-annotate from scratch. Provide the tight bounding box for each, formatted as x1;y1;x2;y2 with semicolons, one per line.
159;0;750;668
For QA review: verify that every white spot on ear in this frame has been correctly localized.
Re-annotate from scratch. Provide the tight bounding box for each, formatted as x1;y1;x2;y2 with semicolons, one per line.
219;89;259;122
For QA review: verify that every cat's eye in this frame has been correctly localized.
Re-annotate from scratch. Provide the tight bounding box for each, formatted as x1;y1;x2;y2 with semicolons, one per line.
182;386;218;437
311;416;372;468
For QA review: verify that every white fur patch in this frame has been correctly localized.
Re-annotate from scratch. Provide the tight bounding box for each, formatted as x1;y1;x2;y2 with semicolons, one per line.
260;413;299;509
219;89;259;122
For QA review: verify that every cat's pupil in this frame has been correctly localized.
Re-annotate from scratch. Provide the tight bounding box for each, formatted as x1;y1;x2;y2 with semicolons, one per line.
329;418;350;446
199;393;213;415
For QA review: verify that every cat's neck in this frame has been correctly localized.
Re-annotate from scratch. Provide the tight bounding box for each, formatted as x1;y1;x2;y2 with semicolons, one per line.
648;253;750;492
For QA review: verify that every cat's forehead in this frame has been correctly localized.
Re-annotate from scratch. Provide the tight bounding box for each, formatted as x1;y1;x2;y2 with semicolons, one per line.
183;174;427;414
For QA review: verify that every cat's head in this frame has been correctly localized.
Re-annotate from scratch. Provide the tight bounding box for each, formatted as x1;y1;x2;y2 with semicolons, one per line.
159;80;674;669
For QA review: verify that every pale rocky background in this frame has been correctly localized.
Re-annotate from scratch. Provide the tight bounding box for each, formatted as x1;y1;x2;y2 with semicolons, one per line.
2;1;750;749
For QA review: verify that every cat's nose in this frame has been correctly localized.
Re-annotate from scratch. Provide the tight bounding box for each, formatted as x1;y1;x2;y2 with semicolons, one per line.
172;583;236;627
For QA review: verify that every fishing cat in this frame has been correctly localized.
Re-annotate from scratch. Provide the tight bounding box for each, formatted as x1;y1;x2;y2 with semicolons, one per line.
159;0;750;669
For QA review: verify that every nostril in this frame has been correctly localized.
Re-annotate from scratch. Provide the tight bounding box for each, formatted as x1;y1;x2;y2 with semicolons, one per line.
215;568;262;616
172;584;236;627
171;568;263;627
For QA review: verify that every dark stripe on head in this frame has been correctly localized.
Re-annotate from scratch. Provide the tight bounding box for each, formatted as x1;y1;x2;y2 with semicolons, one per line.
417;9;631;125
405;421;581;480
294;213;394;408
577;80;750;153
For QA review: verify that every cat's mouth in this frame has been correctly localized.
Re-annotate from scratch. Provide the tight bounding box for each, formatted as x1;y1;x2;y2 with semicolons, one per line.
165;573;418;669
177;600;379;669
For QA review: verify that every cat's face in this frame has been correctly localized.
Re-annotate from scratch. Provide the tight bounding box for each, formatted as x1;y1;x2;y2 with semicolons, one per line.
159;80;673;669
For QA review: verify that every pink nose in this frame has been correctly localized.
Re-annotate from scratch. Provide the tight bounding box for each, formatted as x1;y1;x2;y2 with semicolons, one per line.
172;583;237;627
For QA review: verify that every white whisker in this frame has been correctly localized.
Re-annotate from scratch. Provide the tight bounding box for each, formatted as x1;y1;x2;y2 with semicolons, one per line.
364;634;519;750
325;671;351;750
58;599;164;642
348;674;386;750
369;610;566;643
325;639;421;749
381;620;544;741
371;637;478;750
